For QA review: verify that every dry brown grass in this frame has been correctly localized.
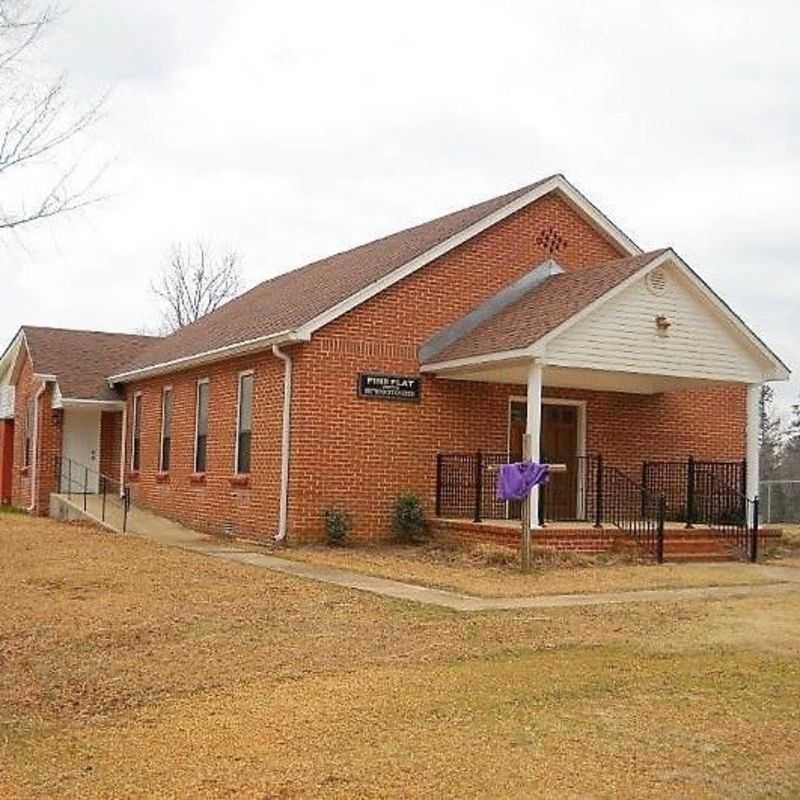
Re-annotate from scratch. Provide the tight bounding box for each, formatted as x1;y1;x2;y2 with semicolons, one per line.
2;515;800;799
280;541;779;598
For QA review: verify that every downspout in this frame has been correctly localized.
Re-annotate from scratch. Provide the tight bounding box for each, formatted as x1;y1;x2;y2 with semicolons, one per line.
272;344;292;542
29;381;47;513
119;401;127;496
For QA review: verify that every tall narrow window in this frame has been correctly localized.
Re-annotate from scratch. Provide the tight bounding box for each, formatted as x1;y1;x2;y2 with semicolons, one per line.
24;400;33;467
194;379;209;473
131;393;142;471
236;372;253;474
160;387;173;472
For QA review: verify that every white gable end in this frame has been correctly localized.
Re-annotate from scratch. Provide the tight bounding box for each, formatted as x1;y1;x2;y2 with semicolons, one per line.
545;263;772;384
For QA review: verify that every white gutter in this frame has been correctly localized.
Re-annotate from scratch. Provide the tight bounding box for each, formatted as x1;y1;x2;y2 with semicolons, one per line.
272;344;293;543
108;329;306;384
29;380;47;513
58;398;126;411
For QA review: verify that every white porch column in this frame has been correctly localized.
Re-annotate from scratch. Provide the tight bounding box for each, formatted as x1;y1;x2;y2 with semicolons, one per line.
746;383;760;508
526;359;543;530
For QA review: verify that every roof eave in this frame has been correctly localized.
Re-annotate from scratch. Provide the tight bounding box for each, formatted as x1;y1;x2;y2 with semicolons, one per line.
107;329;308;385
57;397;126;410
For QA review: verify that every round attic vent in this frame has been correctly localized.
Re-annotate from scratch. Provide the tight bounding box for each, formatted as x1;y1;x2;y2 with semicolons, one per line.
645;268;668;296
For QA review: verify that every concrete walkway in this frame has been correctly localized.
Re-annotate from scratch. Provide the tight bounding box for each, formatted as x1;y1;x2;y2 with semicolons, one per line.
51;493;800;612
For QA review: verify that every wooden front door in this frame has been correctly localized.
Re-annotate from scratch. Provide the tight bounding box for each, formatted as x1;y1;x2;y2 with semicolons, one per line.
541;404;579;519
508;401;579;520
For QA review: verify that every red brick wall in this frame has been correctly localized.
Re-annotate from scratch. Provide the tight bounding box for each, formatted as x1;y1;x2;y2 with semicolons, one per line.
0;419;13;504
286;194;747;542
125;352;284;540
100;411;122;482
11;354;61;514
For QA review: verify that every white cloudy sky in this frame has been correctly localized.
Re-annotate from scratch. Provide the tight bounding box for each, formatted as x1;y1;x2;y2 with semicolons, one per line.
2;0;798;417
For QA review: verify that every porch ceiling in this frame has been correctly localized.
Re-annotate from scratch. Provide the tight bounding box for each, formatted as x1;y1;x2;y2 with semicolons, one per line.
429;361;741;394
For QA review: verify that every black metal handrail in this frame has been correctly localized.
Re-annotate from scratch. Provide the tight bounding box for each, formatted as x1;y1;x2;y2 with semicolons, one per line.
54;456;131;533
599;460;666;562
694;468;758;562
642;457;746;527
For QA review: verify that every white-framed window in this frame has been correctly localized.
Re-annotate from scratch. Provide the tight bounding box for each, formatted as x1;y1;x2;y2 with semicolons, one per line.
131;393;143;471
194;379;209;473
235;371;254;475
159;386;173;472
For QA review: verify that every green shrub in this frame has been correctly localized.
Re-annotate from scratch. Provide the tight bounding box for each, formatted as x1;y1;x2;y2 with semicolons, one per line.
392;493;429;544
322;509;351;547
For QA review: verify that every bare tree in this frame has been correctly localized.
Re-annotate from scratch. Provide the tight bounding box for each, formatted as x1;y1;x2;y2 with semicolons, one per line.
0;1;106;231
151;241;243;333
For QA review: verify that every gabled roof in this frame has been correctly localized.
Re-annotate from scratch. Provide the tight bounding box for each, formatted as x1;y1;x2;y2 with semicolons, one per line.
421;251;667;365
10;327;159;402
110;174;641;382
419;249;790;382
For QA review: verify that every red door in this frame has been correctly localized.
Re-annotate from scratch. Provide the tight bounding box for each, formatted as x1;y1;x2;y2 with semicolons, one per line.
0;419;14;505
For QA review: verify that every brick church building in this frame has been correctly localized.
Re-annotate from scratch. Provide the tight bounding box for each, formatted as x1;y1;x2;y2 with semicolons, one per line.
0;175;789;554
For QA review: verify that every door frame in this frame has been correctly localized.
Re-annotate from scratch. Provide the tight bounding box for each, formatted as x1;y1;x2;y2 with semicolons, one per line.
507;396;588;519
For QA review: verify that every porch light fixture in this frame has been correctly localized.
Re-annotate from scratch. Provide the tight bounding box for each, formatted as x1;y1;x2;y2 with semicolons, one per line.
655;314;672;334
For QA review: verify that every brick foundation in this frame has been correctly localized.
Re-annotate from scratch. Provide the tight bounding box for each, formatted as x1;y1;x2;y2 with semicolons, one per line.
431;518;782;560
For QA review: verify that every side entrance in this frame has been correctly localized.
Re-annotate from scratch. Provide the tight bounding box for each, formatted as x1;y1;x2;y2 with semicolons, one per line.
60;408;102;493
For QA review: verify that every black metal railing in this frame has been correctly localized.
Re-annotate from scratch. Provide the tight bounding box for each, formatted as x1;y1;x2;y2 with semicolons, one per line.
435;451;595;526
642;457;746;526
694;468;759;561
436;451;512;522
435;451;665;561
55;456;131;533
600;460;666;562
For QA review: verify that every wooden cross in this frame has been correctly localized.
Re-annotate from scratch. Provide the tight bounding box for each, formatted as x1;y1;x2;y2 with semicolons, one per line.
487;449;567;573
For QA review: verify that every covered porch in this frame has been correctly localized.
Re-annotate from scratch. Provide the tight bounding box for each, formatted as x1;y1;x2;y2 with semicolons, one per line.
424;360;764;562
417;249;790;561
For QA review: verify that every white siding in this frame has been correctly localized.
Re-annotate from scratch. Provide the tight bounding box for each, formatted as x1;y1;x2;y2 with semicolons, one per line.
0;385;14;419
545;264;768;383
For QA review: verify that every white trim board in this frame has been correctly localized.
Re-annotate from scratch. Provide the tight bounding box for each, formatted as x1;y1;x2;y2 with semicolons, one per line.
108;329;301;384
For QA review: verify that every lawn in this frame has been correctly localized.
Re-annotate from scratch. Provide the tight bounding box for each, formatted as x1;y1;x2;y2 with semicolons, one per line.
1;515;800;799
279;542;782;598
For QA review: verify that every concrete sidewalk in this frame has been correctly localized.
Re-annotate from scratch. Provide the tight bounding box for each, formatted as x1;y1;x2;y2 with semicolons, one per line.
51;492;800;613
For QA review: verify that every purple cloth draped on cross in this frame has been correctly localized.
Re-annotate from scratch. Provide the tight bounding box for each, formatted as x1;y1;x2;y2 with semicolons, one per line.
496;462;550;502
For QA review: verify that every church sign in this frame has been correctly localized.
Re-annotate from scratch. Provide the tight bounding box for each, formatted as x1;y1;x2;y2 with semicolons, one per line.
358;373;422;402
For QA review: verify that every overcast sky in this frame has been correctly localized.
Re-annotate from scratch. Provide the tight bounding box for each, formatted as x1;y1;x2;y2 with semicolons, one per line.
2;0;798;418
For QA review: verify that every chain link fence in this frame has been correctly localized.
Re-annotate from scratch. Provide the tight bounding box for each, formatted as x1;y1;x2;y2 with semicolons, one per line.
760;480;800;524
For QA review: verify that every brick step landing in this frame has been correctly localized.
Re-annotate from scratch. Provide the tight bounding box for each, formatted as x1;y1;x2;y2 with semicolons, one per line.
432;518;781;562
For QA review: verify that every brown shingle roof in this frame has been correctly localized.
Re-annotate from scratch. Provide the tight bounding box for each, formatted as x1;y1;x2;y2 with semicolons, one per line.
23;326;159;401
117;177;558;376
422;250;668;364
